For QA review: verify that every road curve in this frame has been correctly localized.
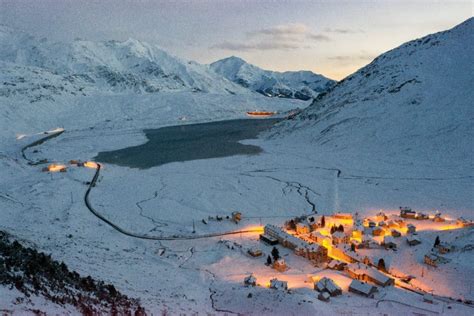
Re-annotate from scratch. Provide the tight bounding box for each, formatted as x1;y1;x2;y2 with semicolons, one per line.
84;163;263;240
21;130;65;165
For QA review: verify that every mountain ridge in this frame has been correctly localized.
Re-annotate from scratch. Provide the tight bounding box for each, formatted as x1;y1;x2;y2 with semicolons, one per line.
272;17;473;171
210;56;335;100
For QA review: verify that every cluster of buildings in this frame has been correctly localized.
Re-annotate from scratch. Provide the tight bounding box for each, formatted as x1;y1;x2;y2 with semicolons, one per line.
262;224;328;264
251;208;469;300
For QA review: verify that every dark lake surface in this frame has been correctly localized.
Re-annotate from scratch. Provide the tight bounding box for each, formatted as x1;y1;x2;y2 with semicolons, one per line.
95;118;281;169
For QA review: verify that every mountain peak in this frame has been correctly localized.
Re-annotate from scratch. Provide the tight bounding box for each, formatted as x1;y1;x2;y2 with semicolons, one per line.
210;56;335;100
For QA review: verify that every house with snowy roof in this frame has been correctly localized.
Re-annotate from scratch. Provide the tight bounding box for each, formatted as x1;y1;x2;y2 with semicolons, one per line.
349;280;378;298
406;235;421;246
244;274;256;286
314;277;342;296
346;263;394;287
382;236;397;249
269;278;288;290
332;231;349;245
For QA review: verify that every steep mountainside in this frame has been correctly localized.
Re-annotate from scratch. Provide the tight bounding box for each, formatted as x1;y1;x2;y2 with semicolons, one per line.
274;18;473;172
210;56;335;100
0;25;248;99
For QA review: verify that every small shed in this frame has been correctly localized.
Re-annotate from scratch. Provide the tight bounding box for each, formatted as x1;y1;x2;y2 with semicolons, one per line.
407;223;416;234
436;242;453;254
406;235;421;246
244;274;257;286
269;278;288;290
273;258;287;272
424;253;440;267
349;280;377;298
231;211;242;224
318;291;331;302
382;236;397;249
248;247;262;257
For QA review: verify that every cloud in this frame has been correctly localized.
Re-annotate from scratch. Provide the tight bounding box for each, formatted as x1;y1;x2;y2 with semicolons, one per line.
324;28;364;34
327;54;375;61
211;23;329;52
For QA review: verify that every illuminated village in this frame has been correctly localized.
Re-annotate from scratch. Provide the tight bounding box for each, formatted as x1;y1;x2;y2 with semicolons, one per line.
231;208;474;304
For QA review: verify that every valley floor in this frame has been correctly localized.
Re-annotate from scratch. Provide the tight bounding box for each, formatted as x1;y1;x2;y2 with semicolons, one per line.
0;100;473;314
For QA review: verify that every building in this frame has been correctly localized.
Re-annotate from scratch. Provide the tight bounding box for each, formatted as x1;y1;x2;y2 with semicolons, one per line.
295;244;328;263
415;212;429;220
309;231;330;244
424;252;448;267
436;242;453;254
231;211;242;224
314;277;342;296
433;213;445;222
318;291;331;302
391;229;401;238
264;224;328;263
349;280;378;298
332;231;349;245
400;207;416;219
365;220;376;228
406;235;421;246
382;236;397;249
351;225;364;240
457;217;474;227
259;234;278;245
331;244;366;263
42;163;67;173
296;222;310;235
269;278;288;290
346;263;394;287
248;247;262;257
244;274;257;286
407;223;416;234
327;259;347;271
334;213;353;221
375;212;388;222
273;258;287;272
372;227;385;237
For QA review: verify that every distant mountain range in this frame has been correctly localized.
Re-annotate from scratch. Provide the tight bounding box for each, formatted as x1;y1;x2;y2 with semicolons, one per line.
0;25;250;102
211;56;335;100
0;25;334;103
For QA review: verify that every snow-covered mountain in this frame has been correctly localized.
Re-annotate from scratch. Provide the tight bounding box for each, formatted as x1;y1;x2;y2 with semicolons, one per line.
210;56;335;100
274;18;473;172
0;25;249;101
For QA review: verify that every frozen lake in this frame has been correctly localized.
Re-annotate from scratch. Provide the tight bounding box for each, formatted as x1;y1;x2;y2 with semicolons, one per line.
95;118;280;169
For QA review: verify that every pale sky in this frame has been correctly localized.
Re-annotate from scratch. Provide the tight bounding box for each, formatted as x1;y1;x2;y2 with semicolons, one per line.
0;0;472;79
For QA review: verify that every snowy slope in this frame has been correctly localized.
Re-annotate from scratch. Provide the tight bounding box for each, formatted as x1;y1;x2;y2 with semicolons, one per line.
0;25;248;96
210;56;335;100
273;18;474;174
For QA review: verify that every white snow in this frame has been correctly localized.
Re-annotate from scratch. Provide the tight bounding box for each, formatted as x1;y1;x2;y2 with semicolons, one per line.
211;56;335;100
0;18;473;315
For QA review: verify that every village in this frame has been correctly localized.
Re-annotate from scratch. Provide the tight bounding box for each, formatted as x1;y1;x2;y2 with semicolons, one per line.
230;207;474;304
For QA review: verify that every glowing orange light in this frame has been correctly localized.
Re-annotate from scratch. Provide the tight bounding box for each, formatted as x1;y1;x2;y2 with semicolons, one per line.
46;164;67;172
84;161;99;169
